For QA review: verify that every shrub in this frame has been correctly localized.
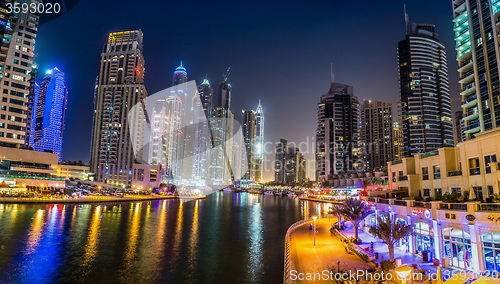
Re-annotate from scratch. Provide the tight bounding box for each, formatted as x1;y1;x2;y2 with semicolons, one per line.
380;260;394;271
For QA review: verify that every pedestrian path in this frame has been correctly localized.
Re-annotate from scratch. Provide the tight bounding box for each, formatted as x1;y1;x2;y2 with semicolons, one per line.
287;218;373;283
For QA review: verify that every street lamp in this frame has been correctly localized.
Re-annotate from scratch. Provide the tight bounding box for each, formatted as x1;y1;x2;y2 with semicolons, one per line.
313;216;317;246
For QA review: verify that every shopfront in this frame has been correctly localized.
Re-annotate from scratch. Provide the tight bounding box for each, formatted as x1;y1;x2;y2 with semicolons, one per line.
442;228;472;270
482;232;500;273
414;222;434;260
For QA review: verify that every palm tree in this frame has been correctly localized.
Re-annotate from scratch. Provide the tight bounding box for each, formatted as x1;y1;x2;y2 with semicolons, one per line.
329;204;344;229
338;197;371;242
369;213;412;262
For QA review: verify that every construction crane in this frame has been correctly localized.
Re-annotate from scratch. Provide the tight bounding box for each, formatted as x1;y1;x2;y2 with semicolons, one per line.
223;66;231;82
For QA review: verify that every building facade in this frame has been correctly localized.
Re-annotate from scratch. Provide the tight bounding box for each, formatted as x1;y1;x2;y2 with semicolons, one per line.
362;195;500;274
242;110;256;182
360;100;394;172
388;127;500;201
90;30;147;188
0;0;39;148
30;67;68;162
254;100;264;183
455;110;465;144
275;139;306;184
452;0;500;140
316;82;360;182
393;122;404;161
398;21;454;157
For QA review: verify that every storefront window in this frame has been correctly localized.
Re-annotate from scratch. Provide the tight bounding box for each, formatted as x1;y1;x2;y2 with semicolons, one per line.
442;228;472;270
414;222;433;257
482;233;500;273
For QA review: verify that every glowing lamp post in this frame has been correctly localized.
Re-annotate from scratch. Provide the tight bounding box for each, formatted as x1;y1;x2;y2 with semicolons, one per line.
313;216;317;246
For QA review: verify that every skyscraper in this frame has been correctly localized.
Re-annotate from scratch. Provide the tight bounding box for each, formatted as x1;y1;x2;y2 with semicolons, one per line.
398;18;454;156
149;62;186;180
275;139;305;184
360;100;394;171
210;69;234;185
315;82;360;182
0;0;39;148
90;30;147;187
172;62;188;86
198;77;213;118
393;122;404;161
452;0;500;140
31;68;68;162
242;110;256;182
254;100;264;183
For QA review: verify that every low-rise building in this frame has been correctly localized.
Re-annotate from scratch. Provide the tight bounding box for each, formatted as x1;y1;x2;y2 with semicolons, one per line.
362;196;500;274
0;147;64;188
53;164;91;180
131;164;162;191
388;127;500;201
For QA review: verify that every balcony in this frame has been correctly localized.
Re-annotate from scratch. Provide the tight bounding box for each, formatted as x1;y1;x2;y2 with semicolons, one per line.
478;204;500;212
392;160;402;165
421;150;439;159
399;176;408;181
448;170;462;177
439;203;468;211
378;198;389;204
394;200;408;206
413;201;431;209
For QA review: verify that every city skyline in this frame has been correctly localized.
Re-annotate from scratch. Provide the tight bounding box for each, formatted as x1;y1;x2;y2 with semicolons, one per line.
34;1;460;181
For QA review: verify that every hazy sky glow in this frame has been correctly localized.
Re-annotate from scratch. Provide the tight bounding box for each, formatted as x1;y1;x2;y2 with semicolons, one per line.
35;0;459;180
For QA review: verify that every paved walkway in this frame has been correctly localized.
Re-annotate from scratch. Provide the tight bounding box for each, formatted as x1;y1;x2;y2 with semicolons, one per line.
288;218;373;283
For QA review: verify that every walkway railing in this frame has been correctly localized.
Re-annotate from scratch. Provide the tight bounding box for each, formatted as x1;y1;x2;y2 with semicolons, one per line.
283;218;312;284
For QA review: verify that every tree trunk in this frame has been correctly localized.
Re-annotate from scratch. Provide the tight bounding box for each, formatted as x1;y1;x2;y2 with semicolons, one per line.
388;243;394;262
354;222;358;240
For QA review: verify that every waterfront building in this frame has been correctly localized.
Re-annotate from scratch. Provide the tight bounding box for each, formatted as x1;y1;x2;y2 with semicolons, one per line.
455;110;465;144
387;127;500;200
0;147;63;188
0;0;39;148
274;139;306;184
53;164;91;180
242;110;256;182
254;100;264;183
148;63;186;181
315;82;360;182
198;78;213;118
361;191;500;273
90;30;148;188
452;0;500;140
131;163;161;190
209;71;234;185
360;100;394;171
398;19;454;156
31;68;68;162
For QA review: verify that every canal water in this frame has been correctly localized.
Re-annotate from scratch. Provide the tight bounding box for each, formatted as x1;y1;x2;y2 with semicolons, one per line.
0;192;331;283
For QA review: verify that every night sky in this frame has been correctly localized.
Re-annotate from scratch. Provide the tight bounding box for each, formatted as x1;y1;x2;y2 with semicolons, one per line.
35;0;459;181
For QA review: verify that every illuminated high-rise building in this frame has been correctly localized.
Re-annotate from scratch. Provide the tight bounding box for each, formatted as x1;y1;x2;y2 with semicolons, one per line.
242;110;256;182
315;82;360;182
275;139;305;184
398;18;454;156
172;62;188;86
31;68;68;162
0;0;39;148
393;122;404;161
452;0;500;140
254;100;264;183
360;100;394;171
198;77;213;118
90;30;147;187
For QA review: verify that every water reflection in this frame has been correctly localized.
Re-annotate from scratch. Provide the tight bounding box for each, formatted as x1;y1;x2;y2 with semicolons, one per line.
0;193;331;283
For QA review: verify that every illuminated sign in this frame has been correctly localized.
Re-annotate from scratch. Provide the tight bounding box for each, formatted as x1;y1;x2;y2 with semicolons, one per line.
411;208;431;219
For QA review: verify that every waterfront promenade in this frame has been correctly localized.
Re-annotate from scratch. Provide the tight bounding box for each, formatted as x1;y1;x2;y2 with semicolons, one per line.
286;217;372;283
0;195;178;204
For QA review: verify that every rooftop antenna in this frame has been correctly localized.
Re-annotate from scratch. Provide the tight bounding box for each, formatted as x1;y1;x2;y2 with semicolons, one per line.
330;62;335;83
223;66;231;82
404;4;409;35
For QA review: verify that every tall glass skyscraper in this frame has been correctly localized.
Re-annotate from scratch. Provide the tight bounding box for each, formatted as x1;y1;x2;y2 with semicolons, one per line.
31;68;68;162
242;110;256;182
452;0;500;140
398;20;454;157
90;30;148;187
315;82;360;182
254;100;264;183
0;0;39;148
